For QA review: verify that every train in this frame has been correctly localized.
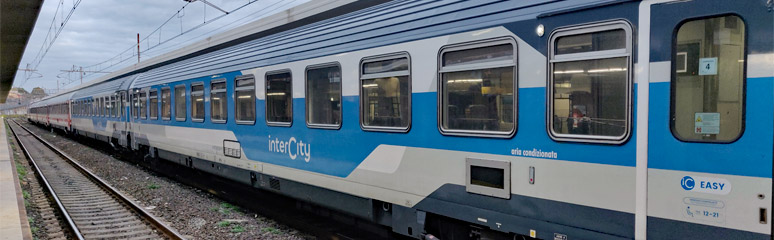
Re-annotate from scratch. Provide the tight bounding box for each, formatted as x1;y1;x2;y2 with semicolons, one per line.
26;0;774;239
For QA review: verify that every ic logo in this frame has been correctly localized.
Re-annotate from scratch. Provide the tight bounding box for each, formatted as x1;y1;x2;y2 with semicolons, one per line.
681;176;695;190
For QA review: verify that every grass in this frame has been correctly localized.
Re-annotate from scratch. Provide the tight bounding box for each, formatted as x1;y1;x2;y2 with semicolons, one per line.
22;190;30;207
261;227;281;234
15;161;26;181
231;225;245;233
29;217;38;234
214;202;239;214
218;220;246;233
147;183;159;190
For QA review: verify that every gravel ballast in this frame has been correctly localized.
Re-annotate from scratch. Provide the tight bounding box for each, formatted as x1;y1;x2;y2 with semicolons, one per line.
20;121;310;240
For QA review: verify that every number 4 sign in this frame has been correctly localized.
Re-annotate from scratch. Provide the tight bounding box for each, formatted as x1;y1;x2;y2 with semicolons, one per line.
698;57;718;75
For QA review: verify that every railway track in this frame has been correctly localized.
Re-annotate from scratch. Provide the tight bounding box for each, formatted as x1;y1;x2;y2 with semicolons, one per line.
8;119;186;240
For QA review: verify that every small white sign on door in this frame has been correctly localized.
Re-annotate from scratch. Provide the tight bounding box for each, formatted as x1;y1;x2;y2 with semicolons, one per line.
695;112;720;134
698;57;718;75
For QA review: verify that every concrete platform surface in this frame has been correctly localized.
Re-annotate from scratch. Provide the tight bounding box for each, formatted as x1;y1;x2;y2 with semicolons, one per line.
0;119;30;240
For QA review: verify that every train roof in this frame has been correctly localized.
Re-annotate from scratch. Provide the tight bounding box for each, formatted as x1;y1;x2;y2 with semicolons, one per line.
40;0;629;103
72;73;139;99
29;91;75;108
131;0;627;88
66;0;385;91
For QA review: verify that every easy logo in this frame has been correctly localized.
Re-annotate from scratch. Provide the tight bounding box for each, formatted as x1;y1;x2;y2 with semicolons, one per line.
681;176;695;190
680;175;731;195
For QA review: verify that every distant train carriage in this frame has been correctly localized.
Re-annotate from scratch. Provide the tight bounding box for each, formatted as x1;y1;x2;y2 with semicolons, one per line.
27;0;774;239
28;92;73;131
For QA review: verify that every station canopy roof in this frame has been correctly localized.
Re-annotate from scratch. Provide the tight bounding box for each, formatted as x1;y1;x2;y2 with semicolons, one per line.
0;0;44;103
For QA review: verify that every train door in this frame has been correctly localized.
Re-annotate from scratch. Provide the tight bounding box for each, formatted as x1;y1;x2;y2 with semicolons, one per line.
646;0;774;239
119;91;130;148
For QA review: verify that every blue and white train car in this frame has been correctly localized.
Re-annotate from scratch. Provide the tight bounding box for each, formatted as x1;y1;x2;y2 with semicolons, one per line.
69;74;135;144
30;0;774;239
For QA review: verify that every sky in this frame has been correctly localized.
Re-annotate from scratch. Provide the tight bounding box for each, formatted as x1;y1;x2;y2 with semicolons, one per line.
13;0;308;93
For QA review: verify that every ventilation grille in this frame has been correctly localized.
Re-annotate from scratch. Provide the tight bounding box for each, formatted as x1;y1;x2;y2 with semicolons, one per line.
269;178;281;191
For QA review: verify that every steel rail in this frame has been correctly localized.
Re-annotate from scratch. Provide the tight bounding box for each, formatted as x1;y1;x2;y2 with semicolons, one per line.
8;119;85;240
9;119;186;240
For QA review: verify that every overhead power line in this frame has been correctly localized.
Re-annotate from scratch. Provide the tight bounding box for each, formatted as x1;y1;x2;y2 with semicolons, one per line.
76;0;266;82
17;0;83;88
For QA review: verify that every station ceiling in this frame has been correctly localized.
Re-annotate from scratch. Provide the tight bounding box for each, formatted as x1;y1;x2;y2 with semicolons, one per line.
0;0;43;103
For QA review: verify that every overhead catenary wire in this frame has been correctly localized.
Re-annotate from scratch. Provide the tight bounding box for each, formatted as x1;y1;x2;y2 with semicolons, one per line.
139;0;299;59
17;0;83;88
75;0;274;84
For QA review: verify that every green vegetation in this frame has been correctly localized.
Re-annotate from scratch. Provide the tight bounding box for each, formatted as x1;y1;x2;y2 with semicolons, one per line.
261;227;281;234
29;217;38;234
214;202;239;214
147;183;159;189
15;162;26;182
218;220;245;233
231;225;245;233
22;190;30;207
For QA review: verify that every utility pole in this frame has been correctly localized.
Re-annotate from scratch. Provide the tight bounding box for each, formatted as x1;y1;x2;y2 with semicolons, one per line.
17;64;42;79
137;33;140;63
59;65;110;85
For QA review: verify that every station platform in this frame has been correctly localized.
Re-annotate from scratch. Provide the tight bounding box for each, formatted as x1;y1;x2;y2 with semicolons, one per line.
0;119;31;240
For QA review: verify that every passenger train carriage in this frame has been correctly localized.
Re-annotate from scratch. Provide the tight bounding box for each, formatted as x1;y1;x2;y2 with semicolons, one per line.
27;0;774;239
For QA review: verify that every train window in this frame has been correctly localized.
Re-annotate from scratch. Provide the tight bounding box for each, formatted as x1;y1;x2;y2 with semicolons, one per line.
109;97;114;117
149;89;159;120
360;53;411;132
132;91;138;119
139;91;147;119
306;63;342;128
106;97;111;117
210;80;227;123
191;83;205;122
120;92;125;118
672;15;745;142
175;85;186;121
161;87;171;120
549;21;632;143
235;76;255;124
112;95;117;117
107;96;112;117
266;70;292;126
439;39;516;137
